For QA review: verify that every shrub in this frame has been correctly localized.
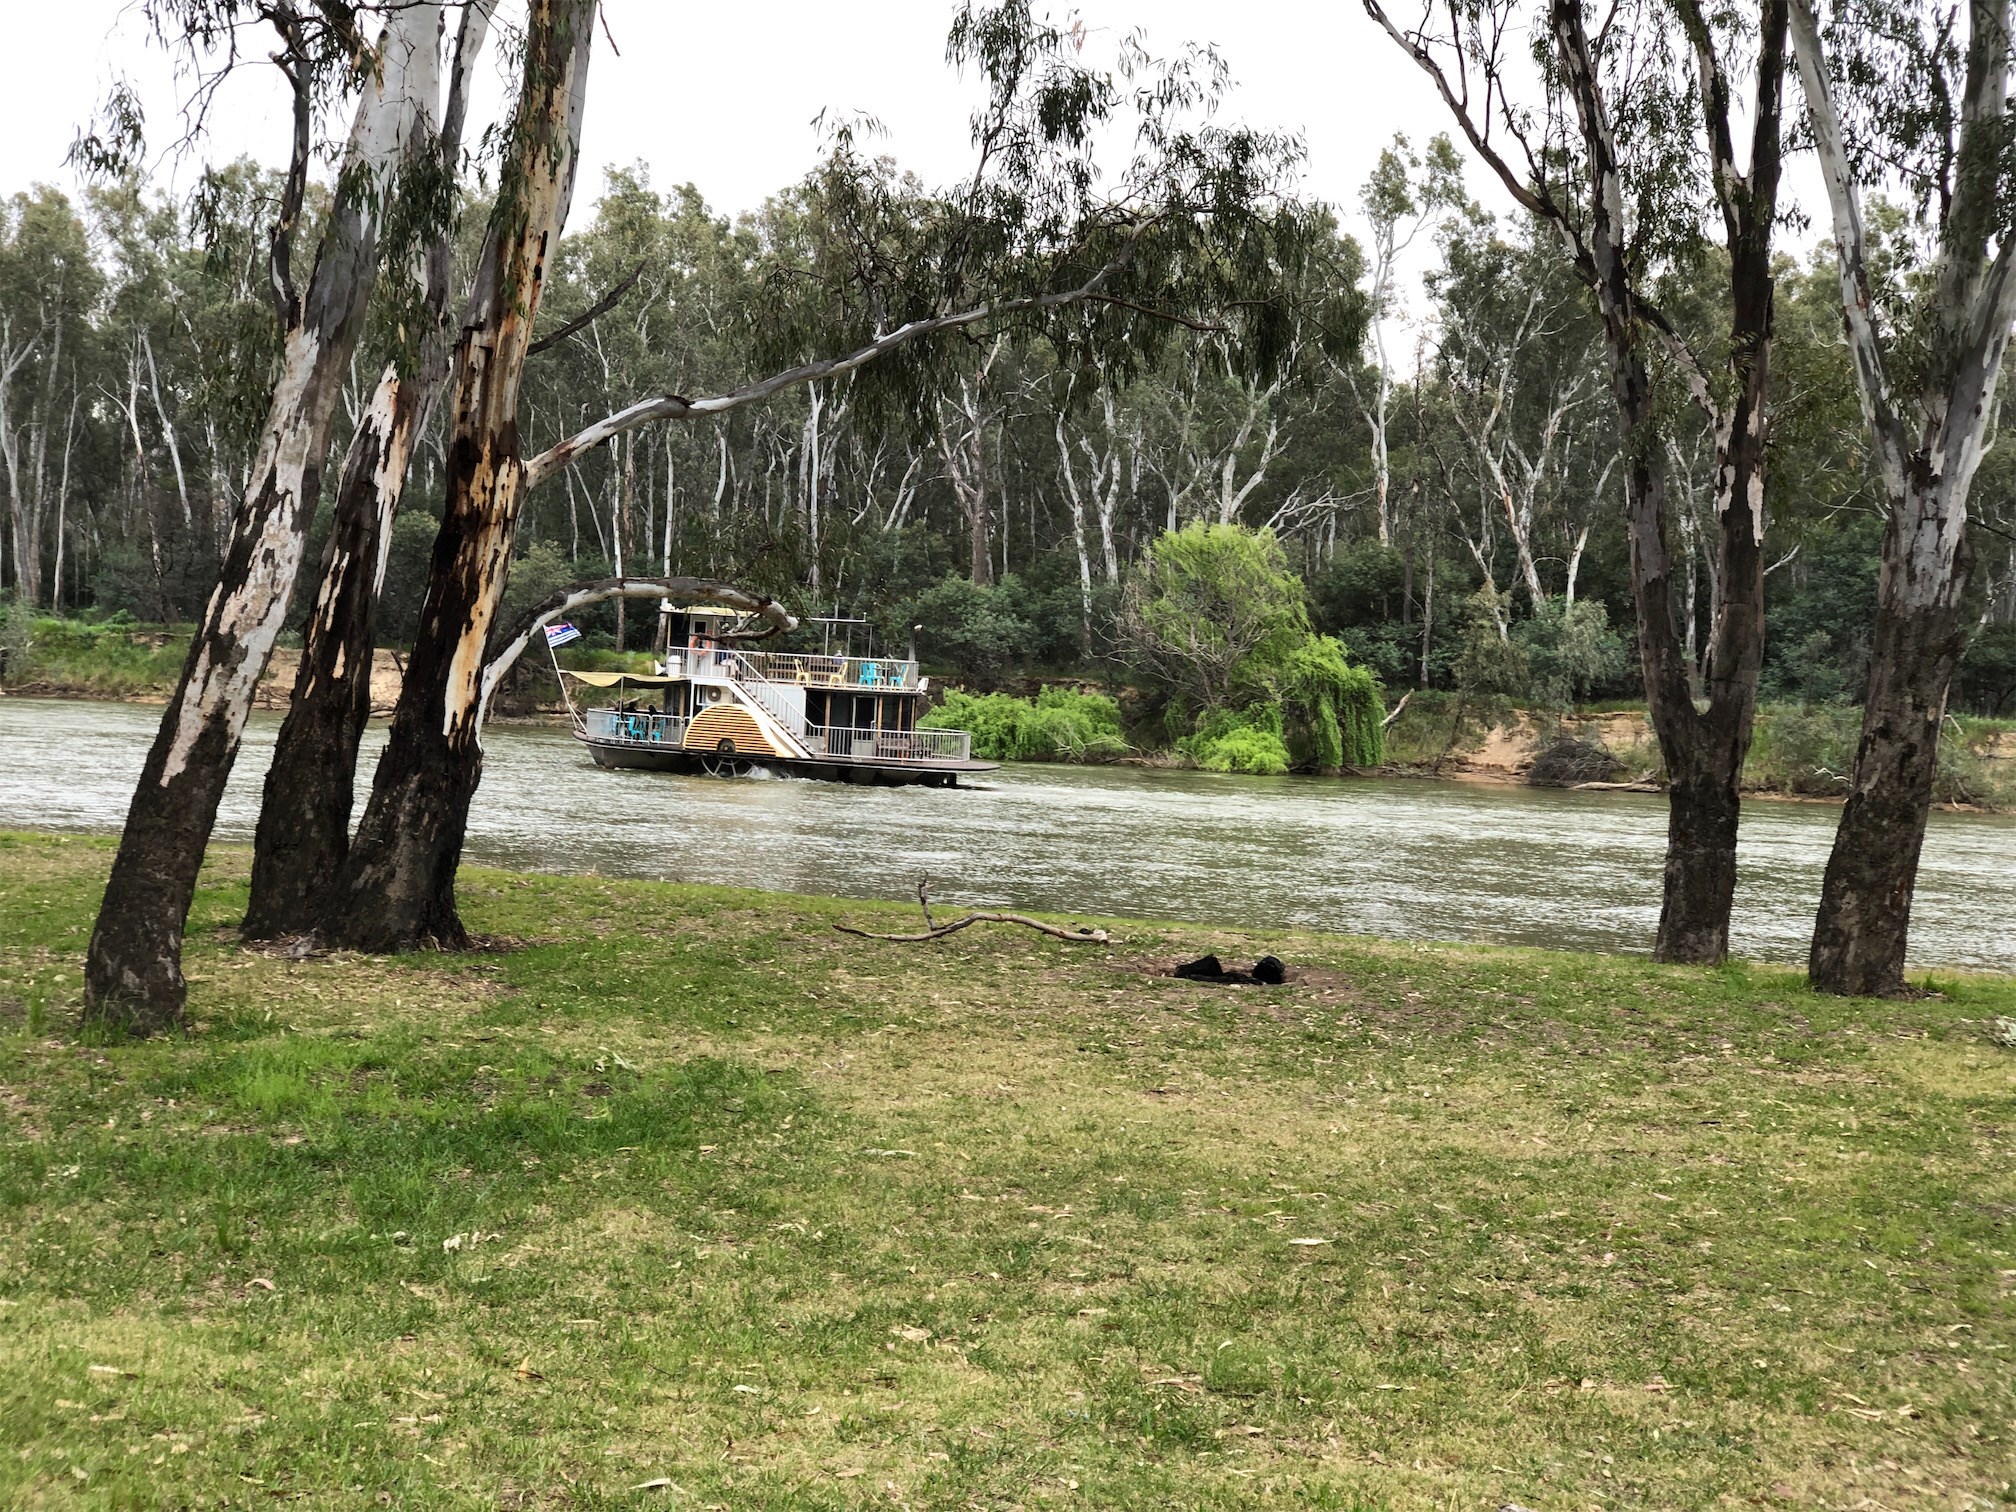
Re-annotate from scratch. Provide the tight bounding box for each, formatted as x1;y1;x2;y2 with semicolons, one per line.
376;511;447;648
1120;524;1308;712
1308;540;1407;630
1179;706;1291;775
1279;634;1385;769
1744;703;1859;796
905;576;1039;689
1452;588;1529;699
1935;716;2016;809
920;686;1127;762
1515;597;1629;708
1958;622;2016;716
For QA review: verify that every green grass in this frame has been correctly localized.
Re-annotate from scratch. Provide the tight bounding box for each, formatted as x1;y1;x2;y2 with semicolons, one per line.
3;619;194;699
2;830;2013;1509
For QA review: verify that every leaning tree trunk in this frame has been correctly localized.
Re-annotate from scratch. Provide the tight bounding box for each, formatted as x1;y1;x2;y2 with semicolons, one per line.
245;5;490;942
321;0;595;955
243;370;420;939
82;6;439;1033
1808;500;1975;995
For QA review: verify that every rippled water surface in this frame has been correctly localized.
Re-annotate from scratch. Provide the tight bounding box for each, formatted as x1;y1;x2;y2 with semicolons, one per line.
4;696;2011;970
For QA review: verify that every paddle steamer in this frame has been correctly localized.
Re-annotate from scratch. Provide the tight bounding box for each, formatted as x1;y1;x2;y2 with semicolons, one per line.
559;604;993;786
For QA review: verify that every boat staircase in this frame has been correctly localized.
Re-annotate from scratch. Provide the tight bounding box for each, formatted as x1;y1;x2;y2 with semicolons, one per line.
577;646;974;767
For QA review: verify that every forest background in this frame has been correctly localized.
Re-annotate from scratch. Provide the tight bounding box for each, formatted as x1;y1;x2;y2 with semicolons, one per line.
3;95;2016;780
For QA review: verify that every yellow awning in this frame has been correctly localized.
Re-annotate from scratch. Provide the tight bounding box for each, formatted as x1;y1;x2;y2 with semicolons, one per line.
560;669;683;688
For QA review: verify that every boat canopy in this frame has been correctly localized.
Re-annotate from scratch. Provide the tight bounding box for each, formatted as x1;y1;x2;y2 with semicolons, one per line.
559;669;683;688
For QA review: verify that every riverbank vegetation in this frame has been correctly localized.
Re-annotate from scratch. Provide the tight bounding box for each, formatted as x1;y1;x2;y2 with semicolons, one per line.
2;831;2012;1507
7;0;2015;1011
10;608;2012;804
919;687;1128;763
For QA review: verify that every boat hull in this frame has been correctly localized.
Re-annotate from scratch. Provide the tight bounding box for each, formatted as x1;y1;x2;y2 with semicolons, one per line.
579;734;991;787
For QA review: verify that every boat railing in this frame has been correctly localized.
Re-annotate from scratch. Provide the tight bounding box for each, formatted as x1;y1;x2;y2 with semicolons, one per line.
585;707;690;747
690;647;918;690
802;723;971;763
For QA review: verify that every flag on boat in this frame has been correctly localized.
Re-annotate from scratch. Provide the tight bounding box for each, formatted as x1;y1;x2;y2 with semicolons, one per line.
544;622;582;649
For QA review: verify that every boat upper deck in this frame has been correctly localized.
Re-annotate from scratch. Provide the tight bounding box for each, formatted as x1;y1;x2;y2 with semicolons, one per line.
670;646;920;691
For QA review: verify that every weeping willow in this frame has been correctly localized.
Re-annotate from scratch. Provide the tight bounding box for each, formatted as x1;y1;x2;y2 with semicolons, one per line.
1280;635;1385;770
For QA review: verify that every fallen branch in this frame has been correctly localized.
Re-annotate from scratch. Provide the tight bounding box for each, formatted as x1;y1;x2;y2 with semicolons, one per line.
1380;689;1412;730
834;913;1109;944
833;878;1109;945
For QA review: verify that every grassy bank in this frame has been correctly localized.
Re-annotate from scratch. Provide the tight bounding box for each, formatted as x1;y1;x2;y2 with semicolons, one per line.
1383;693;2016;808
1;618;194;700
2;834;2012;1508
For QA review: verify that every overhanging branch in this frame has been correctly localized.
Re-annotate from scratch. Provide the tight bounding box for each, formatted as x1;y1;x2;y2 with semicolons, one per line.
520;254;1142;489
477;576;797;730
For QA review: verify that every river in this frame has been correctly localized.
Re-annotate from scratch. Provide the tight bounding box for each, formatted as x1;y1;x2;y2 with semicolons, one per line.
2;696;2010;970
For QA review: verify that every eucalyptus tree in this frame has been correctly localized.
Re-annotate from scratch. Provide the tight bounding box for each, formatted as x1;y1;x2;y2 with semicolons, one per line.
317;0;1311;954
1789;0;2016;995
86;164;291;594
315;0;598;955
1365;0;1790;965
1351;134;1463;546
82;0;448;1033
245;1;491;943
0;188;100;606
1429;210;1614;614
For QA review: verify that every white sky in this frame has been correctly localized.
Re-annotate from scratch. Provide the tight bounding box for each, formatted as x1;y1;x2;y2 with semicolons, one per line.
1;1;1821;327
1;2;1494;317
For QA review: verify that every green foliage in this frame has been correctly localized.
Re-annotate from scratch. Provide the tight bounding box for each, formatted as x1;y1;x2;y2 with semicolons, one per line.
1451;588;1528;698
1935;719;2016;809
1762;516;1881;703
0;597;33;673
2;614;189;695
1742;703;1858;797
1958;622;2016;716
498;542;583;638
1178;705;1291;775
1123;524;1310;714
920;686;1127;762
906;574;1084;689
1279;634;1386;769
375;512;444;650
1308;540;1408;629
1738;702;2012;809
755;3;1324;441
1515;598;1630;709
1125;526;1388;773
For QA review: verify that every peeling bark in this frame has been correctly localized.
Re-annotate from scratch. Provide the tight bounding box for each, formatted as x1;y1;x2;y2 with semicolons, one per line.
322;0;597;956
1791;0;2016;994
245;2;492;943
243;366;417;939
83;5;442;1033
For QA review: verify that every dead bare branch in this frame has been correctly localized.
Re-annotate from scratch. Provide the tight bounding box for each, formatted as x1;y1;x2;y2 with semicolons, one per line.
834;877;1110;945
